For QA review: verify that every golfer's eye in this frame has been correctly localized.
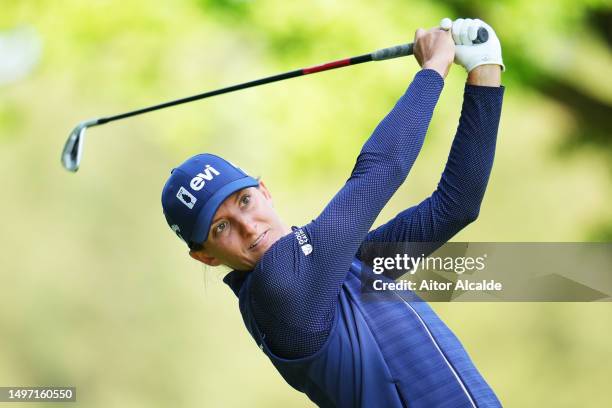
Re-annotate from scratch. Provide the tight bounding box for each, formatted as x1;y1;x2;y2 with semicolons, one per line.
213;221;228;236
240;194;251;207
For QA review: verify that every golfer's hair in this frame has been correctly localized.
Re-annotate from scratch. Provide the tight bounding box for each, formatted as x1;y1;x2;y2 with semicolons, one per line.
200;263;231;292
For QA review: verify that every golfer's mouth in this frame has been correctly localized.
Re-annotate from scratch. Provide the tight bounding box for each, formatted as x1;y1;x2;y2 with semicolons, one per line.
249;229;270;250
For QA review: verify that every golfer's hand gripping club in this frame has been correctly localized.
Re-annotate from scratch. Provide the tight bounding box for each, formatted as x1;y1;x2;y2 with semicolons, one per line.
449;18;504;72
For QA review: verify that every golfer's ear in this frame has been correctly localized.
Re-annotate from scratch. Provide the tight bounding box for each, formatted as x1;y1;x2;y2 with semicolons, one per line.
189;249;222;266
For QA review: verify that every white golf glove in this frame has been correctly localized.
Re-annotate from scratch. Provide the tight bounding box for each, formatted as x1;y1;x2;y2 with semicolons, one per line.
446;18;504;72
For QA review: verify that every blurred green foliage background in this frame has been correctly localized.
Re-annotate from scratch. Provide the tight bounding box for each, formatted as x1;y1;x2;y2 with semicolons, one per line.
1;0;611;406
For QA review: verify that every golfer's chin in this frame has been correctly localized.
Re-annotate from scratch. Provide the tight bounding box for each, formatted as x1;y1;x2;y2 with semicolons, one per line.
245;229;278;266
250;229;273;254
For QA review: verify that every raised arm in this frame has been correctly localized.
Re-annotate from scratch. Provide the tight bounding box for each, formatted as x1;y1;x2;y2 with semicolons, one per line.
305;27;454;255
357;65;504;256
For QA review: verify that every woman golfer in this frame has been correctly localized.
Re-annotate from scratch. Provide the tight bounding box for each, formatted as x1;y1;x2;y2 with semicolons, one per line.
162;18;505;408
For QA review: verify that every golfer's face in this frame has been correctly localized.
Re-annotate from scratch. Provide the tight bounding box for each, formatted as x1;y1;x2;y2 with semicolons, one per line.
200;183;284;270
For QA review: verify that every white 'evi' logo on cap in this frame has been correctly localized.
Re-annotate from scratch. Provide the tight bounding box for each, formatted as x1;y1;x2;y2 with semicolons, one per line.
177;187;197;209
190;165;221;191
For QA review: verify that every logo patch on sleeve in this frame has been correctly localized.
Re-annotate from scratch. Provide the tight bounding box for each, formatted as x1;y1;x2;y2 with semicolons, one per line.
301;244;313;256
293;228;312;256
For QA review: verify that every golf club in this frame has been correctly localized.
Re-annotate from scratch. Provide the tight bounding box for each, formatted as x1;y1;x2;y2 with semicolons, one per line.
61;21;488;172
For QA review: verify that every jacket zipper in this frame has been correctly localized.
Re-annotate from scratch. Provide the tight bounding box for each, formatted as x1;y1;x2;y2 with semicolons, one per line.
393;292;477;408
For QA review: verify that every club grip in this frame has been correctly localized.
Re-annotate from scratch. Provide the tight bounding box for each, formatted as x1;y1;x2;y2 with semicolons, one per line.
372;26;488;62
372;43;414;61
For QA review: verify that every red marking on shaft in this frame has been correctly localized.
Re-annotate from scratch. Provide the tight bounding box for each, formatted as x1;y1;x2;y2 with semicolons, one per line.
302;58;352;74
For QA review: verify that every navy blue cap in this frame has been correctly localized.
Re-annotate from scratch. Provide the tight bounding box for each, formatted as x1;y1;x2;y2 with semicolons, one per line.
161;154;259;246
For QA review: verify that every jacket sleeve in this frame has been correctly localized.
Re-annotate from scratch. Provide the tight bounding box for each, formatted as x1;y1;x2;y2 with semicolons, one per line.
357;83;505;266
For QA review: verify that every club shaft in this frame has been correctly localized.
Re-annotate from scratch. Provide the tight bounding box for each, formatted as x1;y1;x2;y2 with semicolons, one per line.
95;45;411;125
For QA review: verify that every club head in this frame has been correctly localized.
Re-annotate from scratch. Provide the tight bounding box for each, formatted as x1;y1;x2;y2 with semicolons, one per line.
61;119;97;172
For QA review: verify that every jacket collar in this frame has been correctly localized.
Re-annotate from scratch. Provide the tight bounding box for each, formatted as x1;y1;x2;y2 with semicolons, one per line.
222;269;250;297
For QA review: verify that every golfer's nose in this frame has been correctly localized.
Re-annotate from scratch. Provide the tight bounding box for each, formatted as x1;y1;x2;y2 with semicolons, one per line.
239;216;258;237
